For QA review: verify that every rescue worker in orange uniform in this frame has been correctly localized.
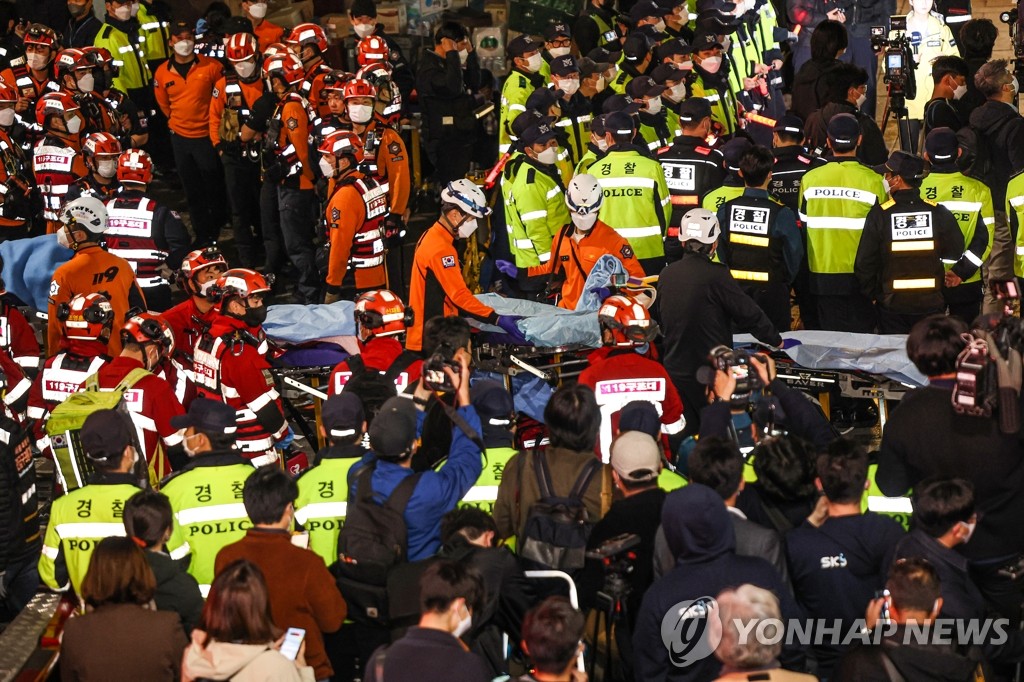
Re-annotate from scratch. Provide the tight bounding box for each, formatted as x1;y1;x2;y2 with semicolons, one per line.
54;47;118;140
241;0;285;48
33;91;88;234
288;23;332;119
407;180;528;352
318;130;389;303
82;46;149;150
67;131;123;202
1;24;61;145
496;173;646;310
153;20;225;246
47;196;147;357
0;81;37;240
309;71;353;152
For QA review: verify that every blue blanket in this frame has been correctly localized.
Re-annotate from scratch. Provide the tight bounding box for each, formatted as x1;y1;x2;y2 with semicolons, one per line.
1;234;73;310
264;301;356;343
472;293;602;347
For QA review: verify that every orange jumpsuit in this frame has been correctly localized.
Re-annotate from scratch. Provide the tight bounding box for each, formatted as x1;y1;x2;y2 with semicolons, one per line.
277;96;314;190
324;171;388;293
360;115;410;216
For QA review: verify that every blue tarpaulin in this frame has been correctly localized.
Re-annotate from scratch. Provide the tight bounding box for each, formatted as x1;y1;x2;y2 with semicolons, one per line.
472;293;602;347
1;234;72;310
264;301;356;344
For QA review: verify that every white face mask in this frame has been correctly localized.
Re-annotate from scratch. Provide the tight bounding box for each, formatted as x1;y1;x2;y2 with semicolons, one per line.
458;48;469;66
65;115;82;134
112;4;131;20
549;46;571;58
953;83;967;100
571;212;598;231
0;108;16;127
701;55;723;74
675;6;689;22
26;52;48;71
57;227;72;248
667;83;687;102
535;146;558;165
97;158;118;178
452;606;472;639
961;520;976;544
318;157;335;178
1012;77;1019;97
680;59;694;71
199;279;216;297
77;72;95;93
182;432;200;457
557;78;580;96
856;91;867;108
235;59;257;79
653;19;666;33
348;103;374;123
353;22;375;38
457;217;479;239
594;75;607;92
645;96;663;115
173;40;195;57
524;52;543;73
882;177;892;196
595;137;609;152
130;1;139;16
248;2;267;18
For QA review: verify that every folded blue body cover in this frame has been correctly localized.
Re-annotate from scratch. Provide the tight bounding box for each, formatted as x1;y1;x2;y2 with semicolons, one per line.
1;234;72;310
264;301;357;344
472;292;602;348
576;254;628;311
735;330;926;387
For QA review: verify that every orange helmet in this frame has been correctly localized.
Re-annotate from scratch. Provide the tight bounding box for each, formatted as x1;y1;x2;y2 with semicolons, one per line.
177;247;228;298
322;70;354;94
83;131;122;160
354;289;412;339
35;91;79;127
225;32;258;61
287;22;328;53
82;45;118;78
121;312;175;358
356;35;388;66
318;130;364;162
23;24;58;50
117;149;154;185
55;47;90;80
0;80;17;104
342;77;376;100
262;42;289;57
209;268;273;313
356;62;393;87
262;52;305;86
597;295;660;347
57;293;113;342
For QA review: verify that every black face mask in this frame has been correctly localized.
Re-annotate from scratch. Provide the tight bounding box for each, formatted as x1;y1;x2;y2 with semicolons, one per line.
243;305;267;328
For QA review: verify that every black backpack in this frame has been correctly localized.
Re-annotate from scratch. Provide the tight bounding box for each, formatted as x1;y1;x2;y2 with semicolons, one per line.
341;352;417;424
333;462;422;625
519;450;602;572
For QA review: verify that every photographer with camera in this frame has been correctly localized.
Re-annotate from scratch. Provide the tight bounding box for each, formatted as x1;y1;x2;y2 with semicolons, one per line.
876;314;1024;624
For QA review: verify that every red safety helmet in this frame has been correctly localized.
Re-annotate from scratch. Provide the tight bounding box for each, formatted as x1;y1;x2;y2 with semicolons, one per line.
356;62;393;87
0;80;18;104
177;246;228;297
354;289;412;339
117;149;154;185
322;70;354;94
82;131;122;161
209;268;273;313
597;295;660;347
57;293;114;341
318;130;364;162
55;48;90;81
82;45;119;78
35;91;80;127
225;32;258;61
262;42;289;58
23;24;58;50
356;35;388;67
262;52;305;86
121;312;175;358
342;77;376;101
287;22;328;53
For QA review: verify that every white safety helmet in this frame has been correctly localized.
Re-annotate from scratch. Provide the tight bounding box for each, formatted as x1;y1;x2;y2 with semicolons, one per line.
441;179;492;218
679;208;720;244
60;196;108;234
566;174;604;214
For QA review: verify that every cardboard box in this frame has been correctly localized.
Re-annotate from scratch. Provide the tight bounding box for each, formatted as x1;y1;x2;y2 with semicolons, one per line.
420;0;451;18
266;0;314;28
377;2;408;33
485;0;508;27
322;13;351;41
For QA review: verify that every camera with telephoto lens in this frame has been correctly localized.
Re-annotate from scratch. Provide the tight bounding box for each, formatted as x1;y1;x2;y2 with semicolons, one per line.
871;16;917;110
423;344;461;393
709;346;764;409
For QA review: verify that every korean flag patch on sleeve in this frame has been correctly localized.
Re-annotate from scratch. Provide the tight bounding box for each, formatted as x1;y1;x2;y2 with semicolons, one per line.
441;255;457;268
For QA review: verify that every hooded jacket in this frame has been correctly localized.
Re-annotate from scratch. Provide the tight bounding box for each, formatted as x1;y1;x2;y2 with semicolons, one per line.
632;484;804;682
146;549;204;635
969;100;1024;207
835;626;987;682
181;630;315;682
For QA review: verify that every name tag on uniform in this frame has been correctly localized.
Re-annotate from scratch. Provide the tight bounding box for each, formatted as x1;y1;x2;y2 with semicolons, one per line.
891;212;933;240
663;162;696;191
730;205;771;235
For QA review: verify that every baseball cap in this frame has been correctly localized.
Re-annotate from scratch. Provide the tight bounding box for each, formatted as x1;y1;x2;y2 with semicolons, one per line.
543;21;572;41
698;0;739;14
678;96;713;122
873;150;927;181
171;398;239;435
773;113;803;136
369;396;418;459
170;20;194;36
650;63;685;85
720;137;752;171
320;392;365;439
691;30;723;51
610;431;662;482
525;86;563;113
603;94;642;115
925;127;959;164
629;0;664;22
656;38;693;61
81;409;136;463
510;110;552;140
619;400;661;439
626;75;667;99
549;55;580;77
826;112;860;146
590;113;610;137
579;57;612;78
588;46;622;64
520;121;558;147
605;111;637;136
623;32;655;61
508;34;542;59
471;380;515;426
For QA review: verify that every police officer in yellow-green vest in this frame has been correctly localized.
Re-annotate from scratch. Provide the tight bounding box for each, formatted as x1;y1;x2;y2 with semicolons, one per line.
458;380;518;514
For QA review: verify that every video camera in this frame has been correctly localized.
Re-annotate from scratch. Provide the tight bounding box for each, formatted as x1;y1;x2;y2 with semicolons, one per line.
871;16;917;111
423;344;461;393
708;346;764;409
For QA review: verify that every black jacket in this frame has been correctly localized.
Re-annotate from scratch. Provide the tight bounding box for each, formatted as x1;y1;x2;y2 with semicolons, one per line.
835;627;986;682
659;250;782;382
365;627;492;682
805;101;888;166
416;48;480;147
146;549;204;635
790;59;840;123
0;417;39;567
876;380;1024;561
736;483;816;535
969;100;1024;207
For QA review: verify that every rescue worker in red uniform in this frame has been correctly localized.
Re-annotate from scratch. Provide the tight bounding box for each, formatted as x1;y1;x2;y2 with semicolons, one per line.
33;91;88;234
1;24;61;146
0;276;41;376
0;343;30;421
47;196;147;355
496;173;646;310
407;179;528;352
329;289;422;395
67;131;123;202
92;312;185;482
27;293;113;455
318;129;389;302
578;295;686;461
209;32;264;269
194;269;288;466
104;148;190;311
288;23;332;119
0;81;37;240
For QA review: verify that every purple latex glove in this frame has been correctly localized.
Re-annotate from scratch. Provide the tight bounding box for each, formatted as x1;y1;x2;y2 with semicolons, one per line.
496;315;528;344
589;286;611;301
781;338;801;349
496;259;518;278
